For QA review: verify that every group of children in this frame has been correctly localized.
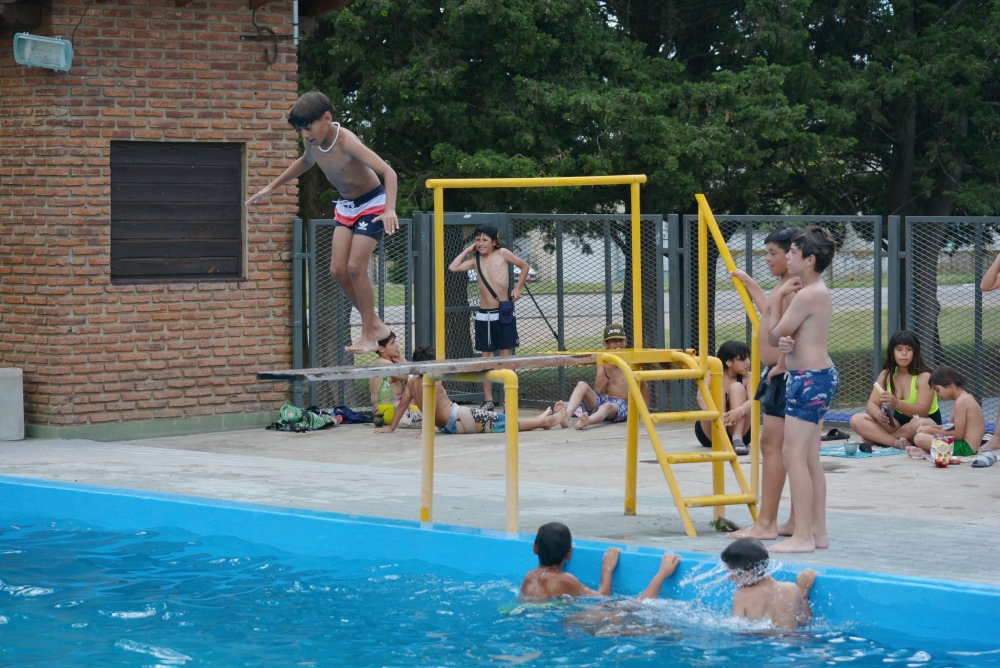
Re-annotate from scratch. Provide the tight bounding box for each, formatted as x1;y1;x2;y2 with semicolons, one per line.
522;521;816;630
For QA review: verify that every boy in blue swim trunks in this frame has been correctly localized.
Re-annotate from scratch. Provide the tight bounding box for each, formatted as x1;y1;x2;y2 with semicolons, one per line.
767;227;838;554
374;346;568;436
246;91;398;355
565;325;649;430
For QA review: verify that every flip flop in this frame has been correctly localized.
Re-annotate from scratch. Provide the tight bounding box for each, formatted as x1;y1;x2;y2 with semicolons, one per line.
972;451;997;468
821;428;850;441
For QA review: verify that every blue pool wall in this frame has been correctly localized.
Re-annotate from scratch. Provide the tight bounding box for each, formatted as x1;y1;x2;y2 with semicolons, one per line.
2;475;997;640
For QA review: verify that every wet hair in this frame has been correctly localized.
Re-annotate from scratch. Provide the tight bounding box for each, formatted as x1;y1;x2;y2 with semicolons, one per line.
377;331;396;349
411;345;435;363
763;227;797;253
791;226;836;273
930;365;965;389
534;522;572;567
721;537;769;576
287;91;334;130
717;340;751;370
881;330;931;392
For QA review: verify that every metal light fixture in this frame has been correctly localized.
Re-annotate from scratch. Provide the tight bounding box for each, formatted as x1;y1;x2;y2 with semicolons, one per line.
13;33;74;72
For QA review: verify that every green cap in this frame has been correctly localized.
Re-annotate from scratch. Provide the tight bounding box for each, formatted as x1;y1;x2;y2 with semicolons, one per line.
603;324;626;342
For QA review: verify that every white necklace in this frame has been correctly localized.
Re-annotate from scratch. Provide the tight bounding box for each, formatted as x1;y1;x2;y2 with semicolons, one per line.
316;122;341;153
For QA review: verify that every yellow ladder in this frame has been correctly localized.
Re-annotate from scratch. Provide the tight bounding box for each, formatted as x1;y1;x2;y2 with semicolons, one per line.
600;349;759;537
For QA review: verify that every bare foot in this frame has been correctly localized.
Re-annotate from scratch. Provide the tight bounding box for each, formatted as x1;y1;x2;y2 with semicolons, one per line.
346;336;380;354
728;524;779;541
373;322;391;342
575;412;591;430
554;401;569;429
813;531;829;549
905;445;925;458
776;520;795;537
894;438;909;450
768;536;816;553
537;407;557;430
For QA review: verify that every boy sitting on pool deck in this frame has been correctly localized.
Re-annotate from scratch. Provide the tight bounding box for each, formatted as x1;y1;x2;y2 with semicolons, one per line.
905;365;986;459
521;521;681;600
721;537;817;629
565;325;649;430
374;346;568;436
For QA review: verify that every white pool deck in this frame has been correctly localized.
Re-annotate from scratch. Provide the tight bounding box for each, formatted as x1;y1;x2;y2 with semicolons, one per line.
2;419;999;586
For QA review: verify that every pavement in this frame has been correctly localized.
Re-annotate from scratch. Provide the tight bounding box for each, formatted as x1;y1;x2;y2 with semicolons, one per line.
2;416;999;586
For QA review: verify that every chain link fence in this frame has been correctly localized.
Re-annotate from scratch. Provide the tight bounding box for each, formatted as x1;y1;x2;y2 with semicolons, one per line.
673;216;883;420
904;218;1000;424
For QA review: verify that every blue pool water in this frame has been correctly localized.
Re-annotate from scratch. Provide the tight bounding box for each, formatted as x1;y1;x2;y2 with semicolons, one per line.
1;477;999;666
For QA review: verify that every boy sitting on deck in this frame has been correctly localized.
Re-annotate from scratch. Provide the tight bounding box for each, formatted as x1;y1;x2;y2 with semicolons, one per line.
373;346;568;436
565;325;649;430
721;537;817;629
905;365;986;459
368;331;421;428
521;521;681;600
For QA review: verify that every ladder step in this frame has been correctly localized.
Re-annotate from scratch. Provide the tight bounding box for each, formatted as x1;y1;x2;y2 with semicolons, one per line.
665;451;736;464
649;411;718;424
684;493;758;508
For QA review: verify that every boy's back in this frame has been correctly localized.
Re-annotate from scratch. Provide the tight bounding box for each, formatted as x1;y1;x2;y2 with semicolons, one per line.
733;577;809;628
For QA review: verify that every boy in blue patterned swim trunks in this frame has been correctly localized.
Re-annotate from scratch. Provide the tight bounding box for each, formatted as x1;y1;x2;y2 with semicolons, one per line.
565;325;649;430
766;227;838;554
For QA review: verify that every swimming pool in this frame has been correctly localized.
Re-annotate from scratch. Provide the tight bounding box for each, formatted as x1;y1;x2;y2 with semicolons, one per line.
1;476;998;666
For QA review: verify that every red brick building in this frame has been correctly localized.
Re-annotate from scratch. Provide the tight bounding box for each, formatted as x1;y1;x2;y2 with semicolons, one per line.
0;0;344;438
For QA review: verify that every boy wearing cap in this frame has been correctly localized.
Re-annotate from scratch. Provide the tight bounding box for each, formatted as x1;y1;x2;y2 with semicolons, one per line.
564;325;649;430
448;224;531;410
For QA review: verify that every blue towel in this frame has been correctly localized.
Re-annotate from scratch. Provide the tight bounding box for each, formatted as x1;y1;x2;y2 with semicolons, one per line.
820;444;904;458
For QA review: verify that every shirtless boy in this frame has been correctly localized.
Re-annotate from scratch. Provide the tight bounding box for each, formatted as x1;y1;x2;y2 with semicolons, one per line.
448;224;531;410
565;325;649;430
721;537;817;629
245;91;398;354
767;227;838;553
907;365;986;458
728;228;798;541
374;346;567;436
521;521;680;601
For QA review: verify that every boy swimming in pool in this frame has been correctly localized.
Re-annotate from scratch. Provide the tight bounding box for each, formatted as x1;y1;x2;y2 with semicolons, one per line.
520;521;680;600
721;537;817;629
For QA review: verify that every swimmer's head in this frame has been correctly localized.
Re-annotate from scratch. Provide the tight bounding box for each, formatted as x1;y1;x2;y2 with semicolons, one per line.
288;91;335;130
721;537;770;587
534;522;572;567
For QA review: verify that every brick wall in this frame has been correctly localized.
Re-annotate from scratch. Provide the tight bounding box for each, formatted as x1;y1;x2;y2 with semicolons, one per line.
0;0;299;430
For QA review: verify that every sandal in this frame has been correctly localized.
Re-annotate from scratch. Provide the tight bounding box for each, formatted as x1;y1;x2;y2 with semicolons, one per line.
732;439;750;456
821;428;850;441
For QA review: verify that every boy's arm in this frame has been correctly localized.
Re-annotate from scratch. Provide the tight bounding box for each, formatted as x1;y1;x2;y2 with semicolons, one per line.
795;569;817;626
768;279;808;345
595;547;620;596
729;270;767;314
245;154;314;206
448;244;478;273
339;132;399;234
593;367;609;395
501;249;531;301
982;253;1000;292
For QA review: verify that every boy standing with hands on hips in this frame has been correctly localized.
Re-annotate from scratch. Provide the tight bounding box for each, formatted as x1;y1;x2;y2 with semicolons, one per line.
766;227;838;554
448;224;530;410
245;91;398;354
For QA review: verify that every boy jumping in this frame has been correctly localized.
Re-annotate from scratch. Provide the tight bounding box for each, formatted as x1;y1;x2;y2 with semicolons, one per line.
767;227;838;553
521;521;680;600
245;91;398;354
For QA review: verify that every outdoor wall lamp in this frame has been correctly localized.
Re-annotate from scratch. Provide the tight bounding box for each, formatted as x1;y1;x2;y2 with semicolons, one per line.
13;33;74;71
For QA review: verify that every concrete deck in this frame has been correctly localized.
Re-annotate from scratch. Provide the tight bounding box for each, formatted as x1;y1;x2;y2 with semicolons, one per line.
3;418;998;586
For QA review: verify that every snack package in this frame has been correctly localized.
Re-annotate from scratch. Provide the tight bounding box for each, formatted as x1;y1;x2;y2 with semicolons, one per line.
931;434;955;468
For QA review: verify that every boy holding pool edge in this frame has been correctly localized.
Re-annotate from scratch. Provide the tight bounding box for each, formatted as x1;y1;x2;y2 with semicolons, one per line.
722;537;817;629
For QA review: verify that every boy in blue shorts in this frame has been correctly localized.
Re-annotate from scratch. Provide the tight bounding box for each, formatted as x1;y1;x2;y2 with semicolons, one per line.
565;325;649;430
246;91;398;354
766;227;838;553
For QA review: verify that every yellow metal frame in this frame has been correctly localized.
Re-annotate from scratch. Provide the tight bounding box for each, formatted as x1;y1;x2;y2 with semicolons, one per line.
417;179;764;536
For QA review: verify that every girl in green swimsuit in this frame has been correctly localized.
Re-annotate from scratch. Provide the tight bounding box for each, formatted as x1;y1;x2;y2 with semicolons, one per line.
849;330;940;447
